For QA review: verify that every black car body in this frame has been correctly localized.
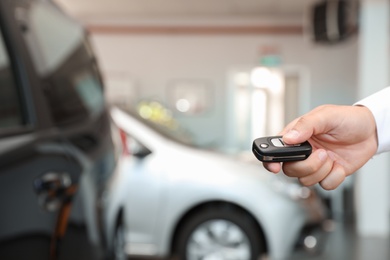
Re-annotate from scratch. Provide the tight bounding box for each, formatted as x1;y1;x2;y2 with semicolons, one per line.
0;0;116;259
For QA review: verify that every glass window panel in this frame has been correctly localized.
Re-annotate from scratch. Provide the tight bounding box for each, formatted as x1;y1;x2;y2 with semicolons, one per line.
0;29;23;129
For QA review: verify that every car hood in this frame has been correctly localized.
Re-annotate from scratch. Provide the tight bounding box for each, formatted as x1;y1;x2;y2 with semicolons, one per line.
155;141;281;187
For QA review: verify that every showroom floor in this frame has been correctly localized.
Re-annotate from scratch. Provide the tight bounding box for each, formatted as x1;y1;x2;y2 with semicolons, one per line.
129;220;390;260
289;220;390;260
62;218;389;260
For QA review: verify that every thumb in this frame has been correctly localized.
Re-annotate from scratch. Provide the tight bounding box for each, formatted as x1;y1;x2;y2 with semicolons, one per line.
282;117;316;145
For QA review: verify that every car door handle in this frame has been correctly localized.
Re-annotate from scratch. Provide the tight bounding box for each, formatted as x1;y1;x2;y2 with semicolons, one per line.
33;172;73;212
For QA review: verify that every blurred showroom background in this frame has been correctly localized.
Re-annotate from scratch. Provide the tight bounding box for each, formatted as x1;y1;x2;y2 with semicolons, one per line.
53;0;390;259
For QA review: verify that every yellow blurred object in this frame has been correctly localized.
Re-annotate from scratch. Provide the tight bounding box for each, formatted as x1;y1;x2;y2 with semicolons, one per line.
137;101;178;130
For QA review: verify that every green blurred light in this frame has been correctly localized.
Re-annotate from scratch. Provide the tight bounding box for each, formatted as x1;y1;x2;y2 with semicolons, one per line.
260;55;282;67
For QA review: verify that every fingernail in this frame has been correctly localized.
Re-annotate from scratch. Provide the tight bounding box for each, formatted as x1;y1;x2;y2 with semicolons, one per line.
285;130;299;139
318;150;327;162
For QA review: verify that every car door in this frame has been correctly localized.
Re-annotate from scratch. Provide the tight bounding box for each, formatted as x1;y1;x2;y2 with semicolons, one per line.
123;135;164;244
0;0;116;259
0;7;81;260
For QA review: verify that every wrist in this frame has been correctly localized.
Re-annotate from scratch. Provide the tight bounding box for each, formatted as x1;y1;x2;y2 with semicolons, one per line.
354;105;378;153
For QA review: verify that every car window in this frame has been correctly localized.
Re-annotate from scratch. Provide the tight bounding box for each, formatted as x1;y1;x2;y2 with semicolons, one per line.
18;2;104;126
0;28;23;129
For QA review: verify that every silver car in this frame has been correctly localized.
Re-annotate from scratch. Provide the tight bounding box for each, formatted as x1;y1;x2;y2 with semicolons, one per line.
104;106;328;260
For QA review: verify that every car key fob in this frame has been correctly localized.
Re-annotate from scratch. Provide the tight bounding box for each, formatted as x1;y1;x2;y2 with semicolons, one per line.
252;136;312;162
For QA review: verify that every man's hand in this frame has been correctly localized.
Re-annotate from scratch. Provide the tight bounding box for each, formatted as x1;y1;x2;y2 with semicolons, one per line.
263;105;378;190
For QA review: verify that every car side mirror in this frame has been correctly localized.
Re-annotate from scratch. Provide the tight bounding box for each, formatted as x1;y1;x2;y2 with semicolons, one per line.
132;141;151;158
118;128;151;159
124;136;151;159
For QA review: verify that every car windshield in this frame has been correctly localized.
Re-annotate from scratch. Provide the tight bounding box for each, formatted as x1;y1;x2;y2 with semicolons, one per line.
116;103;196;147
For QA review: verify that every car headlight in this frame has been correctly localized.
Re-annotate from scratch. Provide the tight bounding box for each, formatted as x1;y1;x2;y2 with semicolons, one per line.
270;176;312;200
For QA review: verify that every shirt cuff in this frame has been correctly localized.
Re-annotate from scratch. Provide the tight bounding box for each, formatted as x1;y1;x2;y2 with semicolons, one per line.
355;87;390;154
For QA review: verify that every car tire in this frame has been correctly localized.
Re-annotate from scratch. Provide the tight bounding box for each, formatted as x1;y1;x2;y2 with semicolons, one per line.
112;221;127;260
174;204;264;260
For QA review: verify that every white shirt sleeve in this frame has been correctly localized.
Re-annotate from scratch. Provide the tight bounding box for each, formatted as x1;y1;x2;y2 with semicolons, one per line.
355;86;390;154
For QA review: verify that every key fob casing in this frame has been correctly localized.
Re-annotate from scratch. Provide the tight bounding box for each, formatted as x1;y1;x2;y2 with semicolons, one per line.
252;136;312;162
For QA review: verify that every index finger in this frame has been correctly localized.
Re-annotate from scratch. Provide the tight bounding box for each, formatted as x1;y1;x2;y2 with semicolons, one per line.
262;161;282;173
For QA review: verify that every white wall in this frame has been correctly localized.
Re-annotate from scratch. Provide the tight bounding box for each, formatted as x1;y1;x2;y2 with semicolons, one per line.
90;32;358;149
356;0;390;238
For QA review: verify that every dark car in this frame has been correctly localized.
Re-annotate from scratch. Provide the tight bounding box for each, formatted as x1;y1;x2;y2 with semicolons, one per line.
0;0;116;259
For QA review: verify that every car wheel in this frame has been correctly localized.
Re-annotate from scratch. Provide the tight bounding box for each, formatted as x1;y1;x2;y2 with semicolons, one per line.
113;222;127;260
174;205;264;260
